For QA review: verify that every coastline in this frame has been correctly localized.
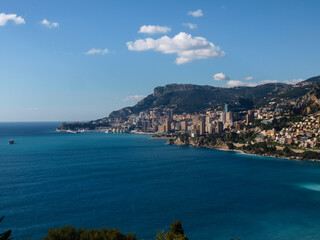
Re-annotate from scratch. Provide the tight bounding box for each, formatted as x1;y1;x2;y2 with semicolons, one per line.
167;140;320;162
56;128;320;162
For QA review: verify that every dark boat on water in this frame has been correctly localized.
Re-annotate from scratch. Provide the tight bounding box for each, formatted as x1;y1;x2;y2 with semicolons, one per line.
9;139;14;144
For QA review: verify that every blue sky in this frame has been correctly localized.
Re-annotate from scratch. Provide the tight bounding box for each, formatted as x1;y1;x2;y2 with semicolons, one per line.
1;0;320;121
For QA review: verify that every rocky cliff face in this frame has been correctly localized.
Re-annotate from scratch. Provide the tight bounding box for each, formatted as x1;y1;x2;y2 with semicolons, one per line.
153;84;217;97
295;83;320;112
169;135;231;150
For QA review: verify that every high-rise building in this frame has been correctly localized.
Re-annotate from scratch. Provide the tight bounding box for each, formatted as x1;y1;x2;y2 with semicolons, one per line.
206;124;213;134
181;121;187;131
192;116;199;125
216;121;224;134
226;111;233;126
199;119;205;136
221;112;226;124
171;122;175;131
165;119;171;132
225;103;229;113
168;109;173;120
141;120;148;132
246;110;255;124
205;116;211;125
158;124;165;132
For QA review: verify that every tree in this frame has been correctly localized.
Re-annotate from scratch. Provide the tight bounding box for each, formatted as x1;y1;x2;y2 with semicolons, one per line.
154;230;165;240
41;226;137;240
0;217;12;240
155;221;188;240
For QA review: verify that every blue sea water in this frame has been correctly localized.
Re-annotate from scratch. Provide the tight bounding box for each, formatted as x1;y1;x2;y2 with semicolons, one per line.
1;123;320;240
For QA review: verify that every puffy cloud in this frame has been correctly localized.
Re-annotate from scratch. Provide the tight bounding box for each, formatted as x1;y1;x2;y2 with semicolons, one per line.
127;32;225;64
86;48;109;55
259;80;278;84
246;80;278;87
0;13;25;26
226;78;303;88
226;79;281;87
284;78;304;84
188;9;203;17
213;73;230;81
138;25;171;34
41;18;59;28
227;80;245;87
182;23;198;29
244;76;254;81
123;95;145;102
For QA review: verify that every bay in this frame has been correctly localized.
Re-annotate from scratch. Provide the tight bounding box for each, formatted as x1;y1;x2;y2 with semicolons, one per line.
1;122;320;240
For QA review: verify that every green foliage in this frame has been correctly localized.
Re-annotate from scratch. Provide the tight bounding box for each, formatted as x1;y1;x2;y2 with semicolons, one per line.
41;226;136;240
176;133;189;143
227;143;235;150
282;146;296;157
0;217;12;240
154;230;165;240
58;121;109;131
155;221;188;240
260;117;289;131
26;221;190;240
301;151;320;160
242;142;277;154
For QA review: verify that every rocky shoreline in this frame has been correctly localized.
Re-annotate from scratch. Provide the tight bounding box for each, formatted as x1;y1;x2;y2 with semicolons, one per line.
167;136;320;162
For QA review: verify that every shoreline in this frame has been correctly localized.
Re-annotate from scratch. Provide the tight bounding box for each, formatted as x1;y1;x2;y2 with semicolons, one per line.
167;141;320;162
56;129;320;162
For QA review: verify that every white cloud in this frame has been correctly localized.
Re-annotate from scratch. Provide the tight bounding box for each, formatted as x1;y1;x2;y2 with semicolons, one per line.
182;23;198;29
226;78;303;88
226;79;281;87
259;80;278;84
213;73;230;81
41;18;59;28
138;25;171;34
246;80;278;87
244;76;254;81
0;13;25;26
127;32;225;64
284;78;304;85
227;80;245;87
86;48;109;55
188;9;203;17
123;95;145;102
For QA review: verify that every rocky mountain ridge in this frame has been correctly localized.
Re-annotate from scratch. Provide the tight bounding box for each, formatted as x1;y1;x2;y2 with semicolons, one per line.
108;76;320;120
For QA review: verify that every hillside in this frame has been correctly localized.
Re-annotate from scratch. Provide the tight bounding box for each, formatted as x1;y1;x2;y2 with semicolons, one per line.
294;82;320;113
108;76;320;120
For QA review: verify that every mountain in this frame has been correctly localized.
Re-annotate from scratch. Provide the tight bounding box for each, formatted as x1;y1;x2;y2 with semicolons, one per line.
294;82;320;113
108;76;320;120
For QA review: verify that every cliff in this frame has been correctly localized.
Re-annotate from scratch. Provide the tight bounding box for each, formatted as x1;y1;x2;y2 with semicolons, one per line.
294;82;320;113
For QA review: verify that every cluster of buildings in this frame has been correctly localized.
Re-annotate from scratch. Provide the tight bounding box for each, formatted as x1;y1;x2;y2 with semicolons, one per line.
275;115;320;148
106;103;259;137
101;102;320;149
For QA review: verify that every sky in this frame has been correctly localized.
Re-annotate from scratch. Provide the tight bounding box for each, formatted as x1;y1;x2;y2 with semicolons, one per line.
1;0;320;121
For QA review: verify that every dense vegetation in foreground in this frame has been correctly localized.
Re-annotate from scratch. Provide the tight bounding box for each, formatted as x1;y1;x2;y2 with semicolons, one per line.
1;219;241;240
36;221;189;240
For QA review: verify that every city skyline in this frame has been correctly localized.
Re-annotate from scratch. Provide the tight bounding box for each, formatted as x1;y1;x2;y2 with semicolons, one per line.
1;0;320;121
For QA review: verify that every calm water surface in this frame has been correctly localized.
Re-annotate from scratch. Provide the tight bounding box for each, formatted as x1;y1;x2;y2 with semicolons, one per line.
1;122;320;240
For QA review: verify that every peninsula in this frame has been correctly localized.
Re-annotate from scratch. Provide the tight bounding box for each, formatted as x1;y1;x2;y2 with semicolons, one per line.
57;76;320;161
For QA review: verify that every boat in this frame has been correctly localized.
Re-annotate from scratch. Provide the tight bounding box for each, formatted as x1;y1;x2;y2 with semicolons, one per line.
9;139;14;144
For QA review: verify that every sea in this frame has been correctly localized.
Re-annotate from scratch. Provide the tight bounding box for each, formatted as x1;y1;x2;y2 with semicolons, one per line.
1;122;320;240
